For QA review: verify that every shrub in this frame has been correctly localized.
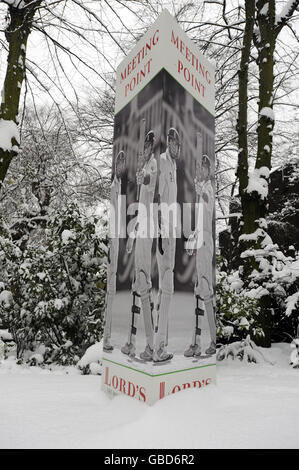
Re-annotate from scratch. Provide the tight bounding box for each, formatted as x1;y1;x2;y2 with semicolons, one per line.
0;203;108;365
216;266;265;344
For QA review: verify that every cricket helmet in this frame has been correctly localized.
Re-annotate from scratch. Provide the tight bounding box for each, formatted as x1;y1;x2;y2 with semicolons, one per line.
202;154;211;169
144;130;155;147
167;127;180;159
115;150;126;172
115;150;125;164
167;127;180;144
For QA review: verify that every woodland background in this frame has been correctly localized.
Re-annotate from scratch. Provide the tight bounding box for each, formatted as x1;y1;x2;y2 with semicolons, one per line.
0;0;298;368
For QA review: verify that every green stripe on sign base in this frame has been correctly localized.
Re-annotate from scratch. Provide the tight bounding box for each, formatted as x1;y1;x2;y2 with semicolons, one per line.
102;357;216;377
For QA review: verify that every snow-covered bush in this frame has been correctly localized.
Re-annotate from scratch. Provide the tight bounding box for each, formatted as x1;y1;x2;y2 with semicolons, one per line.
0;203;108;365
217;234;299;345
0;216;20;330
217;335;273;364
241;237;299;341
216;265;265;344
77;340;103;375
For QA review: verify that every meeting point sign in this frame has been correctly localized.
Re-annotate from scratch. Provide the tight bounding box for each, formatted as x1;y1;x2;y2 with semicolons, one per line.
115;9;214;115
102;9;216;405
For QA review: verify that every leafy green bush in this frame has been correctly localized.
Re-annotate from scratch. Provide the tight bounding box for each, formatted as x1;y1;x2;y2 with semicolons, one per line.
216;266;264;344
0;204;108;365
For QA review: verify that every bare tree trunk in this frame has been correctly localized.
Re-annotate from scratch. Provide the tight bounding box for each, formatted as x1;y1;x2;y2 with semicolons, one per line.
237;0;276;347
0;2;40;183
252;0;276;346
236;0;256;277
237;0;298;346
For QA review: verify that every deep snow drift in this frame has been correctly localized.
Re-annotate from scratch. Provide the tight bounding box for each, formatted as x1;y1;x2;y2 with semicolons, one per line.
0;343;298;449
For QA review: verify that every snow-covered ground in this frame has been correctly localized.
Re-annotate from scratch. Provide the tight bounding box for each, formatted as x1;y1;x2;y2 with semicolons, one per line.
0;343;298;449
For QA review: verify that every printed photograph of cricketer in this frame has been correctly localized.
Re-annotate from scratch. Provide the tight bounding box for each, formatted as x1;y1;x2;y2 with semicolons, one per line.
103;69;216;373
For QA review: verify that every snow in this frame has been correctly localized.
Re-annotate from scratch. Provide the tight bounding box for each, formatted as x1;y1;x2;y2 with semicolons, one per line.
54;298;64;310
77;341;103;369
0;341;4;360
61;229;76;245
245;286;269;299
286;292;299;316
260;107;275;121
0;119;20;152
260;3;269;16
0;290;13;307
3;0;26;8
276;0;297;25
239;228;266;242
0;344;298;449
0;329;13;341
245;167;269;199
37;272;46;280
258;217;268;229
28;353;44;365
253;26;261;43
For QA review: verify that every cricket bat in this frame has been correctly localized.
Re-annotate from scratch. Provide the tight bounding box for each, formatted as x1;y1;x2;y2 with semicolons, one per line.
136;118;146;201
195;130;203;202
185;130;203;254
126;118;146;253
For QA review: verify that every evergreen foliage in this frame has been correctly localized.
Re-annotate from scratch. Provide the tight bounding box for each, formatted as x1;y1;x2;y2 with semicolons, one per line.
0;204;108;365
216;259;264;344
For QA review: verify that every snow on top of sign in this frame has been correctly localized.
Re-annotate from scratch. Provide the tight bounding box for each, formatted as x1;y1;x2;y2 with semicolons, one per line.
0;119;19;152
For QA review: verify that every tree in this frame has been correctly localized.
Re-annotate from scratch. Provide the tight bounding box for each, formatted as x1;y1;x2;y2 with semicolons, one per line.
0;0;142;186
236;0;299;346
184;0;298;345
0;202;107;363
0;0;42;183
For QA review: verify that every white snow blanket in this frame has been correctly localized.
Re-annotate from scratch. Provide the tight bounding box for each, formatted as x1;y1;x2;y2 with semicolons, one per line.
0;343;298;449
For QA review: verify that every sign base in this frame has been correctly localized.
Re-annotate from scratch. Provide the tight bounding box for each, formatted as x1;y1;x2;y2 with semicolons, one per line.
102;356;216;405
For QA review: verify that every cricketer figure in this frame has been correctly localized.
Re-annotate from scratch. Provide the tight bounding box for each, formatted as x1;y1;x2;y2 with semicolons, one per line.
121;130;157;360
153;127;180;363
103;150;126;353
184;154;216;358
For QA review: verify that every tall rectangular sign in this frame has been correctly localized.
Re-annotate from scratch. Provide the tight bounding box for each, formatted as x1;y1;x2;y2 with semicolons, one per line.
102;9;216;405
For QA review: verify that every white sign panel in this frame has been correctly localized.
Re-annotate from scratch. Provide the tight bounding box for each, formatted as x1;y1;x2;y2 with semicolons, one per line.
115;9;215;116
